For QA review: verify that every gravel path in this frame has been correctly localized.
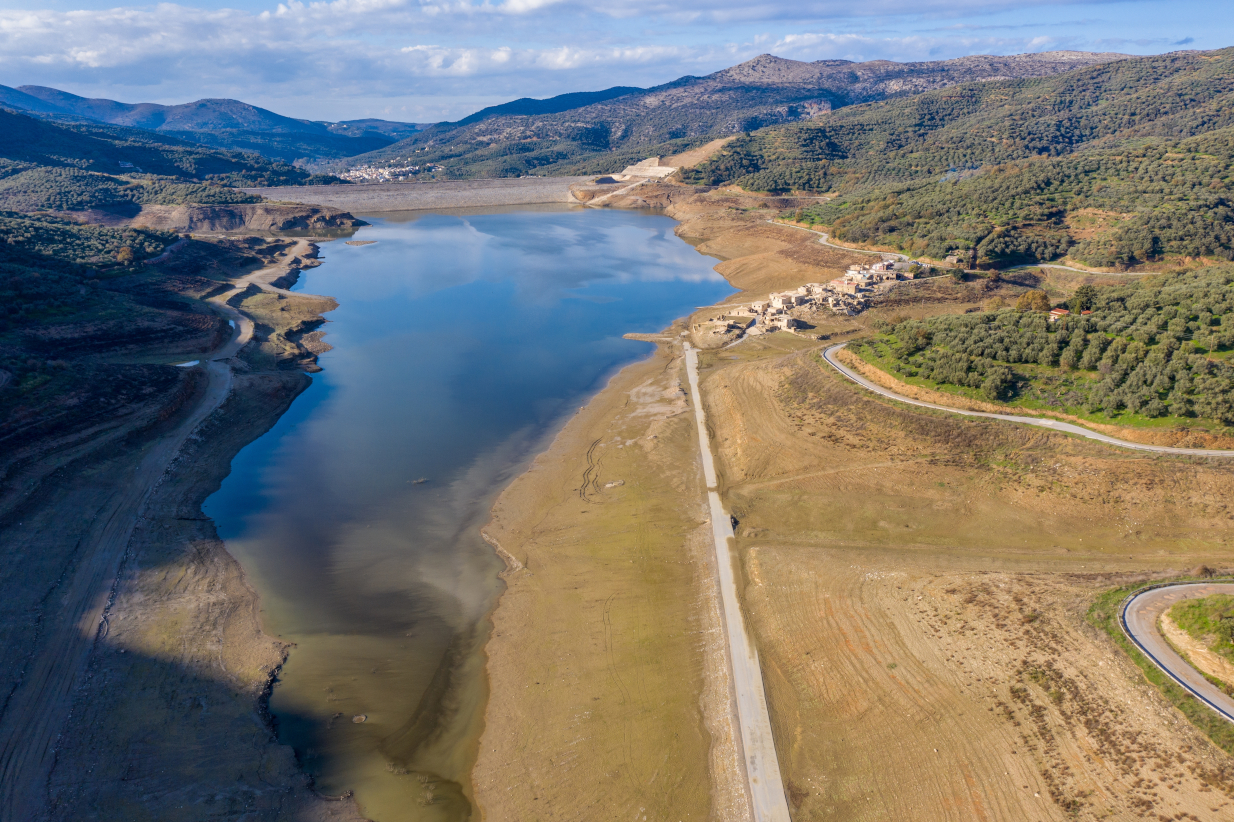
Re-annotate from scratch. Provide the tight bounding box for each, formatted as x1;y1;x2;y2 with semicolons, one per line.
822;343;1234;457
684;343;792;822
1122;583;1234;724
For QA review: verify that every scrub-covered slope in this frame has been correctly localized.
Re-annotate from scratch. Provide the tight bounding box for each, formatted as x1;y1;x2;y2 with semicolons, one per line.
345;51;1125;179
686;49;1234;268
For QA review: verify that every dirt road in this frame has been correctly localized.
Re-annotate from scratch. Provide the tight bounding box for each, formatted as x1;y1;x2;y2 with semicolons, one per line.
0;242;319;819
823;343;1234;457
1122;583;1234;723
684;343;791;822
0;361;234;820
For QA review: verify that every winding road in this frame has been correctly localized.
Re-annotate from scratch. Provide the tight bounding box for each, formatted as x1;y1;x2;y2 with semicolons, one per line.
0;239;314;820
684;343;792;822
822;343;1234;457
1121;583;1234;724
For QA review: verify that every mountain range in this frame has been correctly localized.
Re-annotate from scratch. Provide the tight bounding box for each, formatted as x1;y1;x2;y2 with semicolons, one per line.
3;51;1130;176
0;85;424;165
682;48;1234;268
342;51;1131;178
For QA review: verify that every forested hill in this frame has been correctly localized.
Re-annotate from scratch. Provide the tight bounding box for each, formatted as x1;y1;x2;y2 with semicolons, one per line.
0;109;344;213
859;265;1234;427
0;85;422;164
342;51;1123;179
682;48;1234;269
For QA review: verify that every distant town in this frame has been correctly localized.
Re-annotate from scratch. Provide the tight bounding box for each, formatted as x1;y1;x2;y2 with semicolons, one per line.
339;162;442;183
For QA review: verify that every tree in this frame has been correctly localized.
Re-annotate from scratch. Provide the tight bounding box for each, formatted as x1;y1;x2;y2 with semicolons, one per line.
981;366;1014;401
116;246;134;264
1016;290;1051;312
1070;284;1097;315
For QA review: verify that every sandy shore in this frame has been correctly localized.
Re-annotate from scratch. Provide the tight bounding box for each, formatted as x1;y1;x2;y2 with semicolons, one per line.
471;183;848;821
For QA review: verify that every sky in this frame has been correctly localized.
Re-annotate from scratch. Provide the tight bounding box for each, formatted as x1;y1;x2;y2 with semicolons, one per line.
0;0;1229;123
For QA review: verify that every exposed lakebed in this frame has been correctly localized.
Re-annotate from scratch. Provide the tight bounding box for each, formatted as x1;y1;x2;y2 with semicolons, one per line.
203;207;732;821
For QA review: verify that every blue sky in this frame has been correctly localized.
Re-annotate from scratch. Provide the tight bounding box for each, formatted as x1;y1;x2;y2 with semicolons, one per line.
0;0;1227;123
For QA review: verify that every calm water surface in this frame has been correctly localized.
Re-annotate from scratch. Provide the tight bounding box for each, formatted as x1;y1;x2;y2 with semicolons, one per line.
203;207;732;821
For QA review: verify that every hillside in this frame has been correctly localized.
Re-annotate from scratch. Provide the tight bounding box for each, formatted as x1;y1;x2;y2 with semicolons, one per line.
682;48;1234;268
856;264;1234;426
0;109;343;213
0;85;424;164
342;51;1126;178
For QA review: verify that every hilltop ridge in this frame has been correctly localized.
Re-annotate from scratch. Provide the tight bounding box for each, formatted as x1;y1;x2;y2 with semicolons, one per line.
344;50;1128;178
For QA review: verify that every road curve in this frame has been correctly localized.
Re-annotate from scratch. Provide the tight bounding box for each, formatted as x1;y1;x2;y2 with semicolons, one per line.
822;343;1234;457
1121;583;1234;724
768;219;907;261
684;343;791;822
1004;262;1149;277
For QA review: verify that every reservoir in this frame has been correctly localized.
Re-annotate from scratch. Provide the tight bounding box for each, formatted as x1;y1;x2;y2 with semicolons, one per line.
202;207;732;821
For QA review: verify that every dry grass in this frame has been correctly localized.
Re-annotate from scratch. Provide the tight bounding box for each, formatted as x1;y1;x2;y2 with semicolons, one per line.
697;340;1234;820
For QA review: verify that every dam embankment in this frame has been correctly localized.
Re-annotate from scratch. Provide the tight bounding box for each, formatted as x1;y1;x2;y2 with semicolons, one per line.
244;177;593;212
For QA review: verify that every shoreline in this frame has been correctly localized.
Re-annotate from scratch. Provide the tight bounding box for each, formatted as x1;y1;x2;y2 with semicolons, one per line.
470;183;845;820
0;234;368;819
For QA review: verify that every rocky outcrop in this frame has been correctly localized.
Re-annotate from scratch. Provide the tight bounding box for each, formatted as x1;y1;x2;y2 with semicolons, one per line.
132;203;366;233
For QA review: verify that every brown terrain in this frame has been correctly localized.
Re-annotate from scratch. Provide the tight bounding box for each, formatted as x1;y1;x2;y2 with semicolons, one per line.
474;179;1234;822
6;166;1234;822
0;233;365;820
70;202;366;234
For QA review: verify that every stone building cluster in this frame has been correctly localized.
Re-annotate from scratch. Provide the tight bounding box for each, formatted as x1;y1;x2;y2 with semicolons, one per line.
692;258;929;340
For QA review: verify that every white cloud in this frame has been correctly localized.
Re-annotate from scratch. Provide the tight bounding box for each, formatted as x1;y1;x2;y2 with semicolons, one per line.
0;0;1199;120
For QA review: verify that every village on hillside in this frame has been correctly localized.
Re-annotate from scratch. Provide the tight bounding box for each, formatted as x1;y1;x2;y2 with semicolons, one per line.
692;258;933;340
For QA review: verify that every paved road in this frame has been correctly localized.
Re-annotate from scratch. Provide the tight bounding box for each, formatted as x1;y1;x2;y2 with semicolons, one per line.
1005;262;1151;277
1122;583;1234;724
684;344;792;822
822;343;1234;457
769;220;905;260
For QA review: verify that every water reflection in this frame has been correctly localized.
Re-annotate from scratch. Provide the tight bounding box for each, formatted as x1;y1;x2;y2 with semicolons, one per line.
203;207;732;820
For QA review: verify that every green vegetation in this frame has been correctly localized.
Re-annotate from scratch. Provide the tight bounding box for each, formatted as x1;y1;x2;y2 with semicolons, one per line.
0;109;347;213
682;50;1234;267
1171;595;1234;668
0;212;179;332
1088;581;1234;757
852;265;1234;428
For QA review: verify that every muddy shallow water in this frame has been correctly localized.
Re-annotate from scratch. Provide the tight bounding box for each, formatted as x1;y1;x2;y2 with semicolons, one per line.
202;206;732;821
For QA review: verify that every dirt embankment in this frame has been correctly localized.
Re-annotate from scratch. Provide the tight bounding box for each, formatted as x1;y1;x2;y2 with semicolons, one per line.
0;234;363;820
131;203;366;233
1160;611;1234;690
45;371;363;821
475;333;750;822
